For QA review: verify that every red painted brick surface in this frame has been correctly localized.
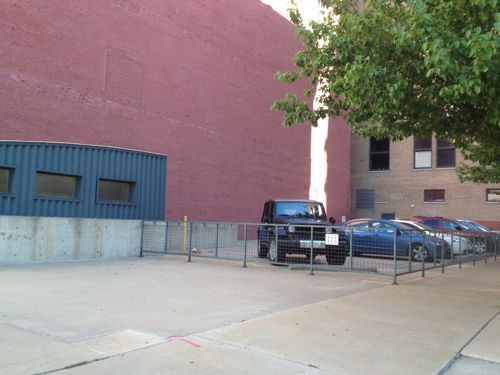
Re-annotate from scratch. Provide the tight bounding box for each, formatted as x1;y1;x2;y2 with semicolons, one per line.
0;0;350;221
326;117;351;223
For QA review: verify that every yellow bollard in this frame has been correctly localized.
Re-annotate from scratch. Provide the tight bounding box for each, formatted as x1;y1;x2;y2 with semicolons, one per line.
182;216;188;253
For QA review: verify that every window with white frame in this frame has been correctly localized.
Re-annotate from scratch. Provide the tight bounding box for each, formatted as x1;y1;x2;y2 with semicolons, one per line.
486;188;500;202
414;137;432;169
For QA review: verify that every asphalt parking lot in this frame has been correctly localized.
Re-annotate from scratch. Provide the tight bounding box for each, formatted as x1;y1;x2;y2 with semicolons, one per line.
1;255;499;374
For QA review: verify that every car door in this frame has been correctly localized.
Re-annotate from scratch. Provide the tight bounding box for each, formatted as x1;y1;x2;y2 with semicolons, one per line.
258;201;273;247
347;221;371;254
423;219;440;230
370;221;396;255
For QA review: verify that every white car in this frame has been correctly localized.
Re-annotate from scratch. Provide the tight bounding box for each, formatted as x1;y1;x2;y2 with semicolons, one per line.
393;220;472;255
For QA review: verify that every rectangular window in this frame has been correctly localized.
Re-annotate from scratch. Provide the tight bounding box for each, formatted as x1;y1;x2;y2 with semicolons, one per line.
424;219;439;228
98;179;134;202
369;137;390;171
424;189;445;203
486;188;500;202
414;137;432;169
436;139;456;168
356;189;375;209
381;212;395;220
36;172;78;199
0;167;13;194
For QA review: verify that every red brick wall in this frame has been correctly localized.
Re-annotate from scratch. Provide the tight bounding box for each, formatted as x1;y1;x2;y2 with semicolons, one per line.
325;117;351;223
0;0;350;222
479;221;500;231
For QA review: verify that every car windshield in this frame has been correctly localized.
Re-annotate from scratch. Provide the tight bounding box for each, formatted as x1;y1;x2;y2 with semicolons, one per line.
397;222;422;230
464;221;491;232
275;201;326;219
408;222;433;231
457;221;477;230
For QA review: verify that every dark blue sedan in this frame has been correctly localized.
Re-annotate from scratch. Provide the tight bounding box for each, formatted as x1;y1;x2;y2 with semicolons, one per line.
339;219;451;261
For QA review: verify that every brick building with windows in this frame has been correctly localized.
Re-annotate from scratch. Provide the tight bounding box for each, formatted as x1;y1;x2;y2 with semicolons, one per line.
350;135;500;229
0;1;497;228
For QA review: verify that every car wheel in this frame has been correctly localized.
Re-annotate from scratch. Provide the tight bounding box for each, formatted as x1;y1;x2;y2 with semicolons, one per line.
411;244;428;261
326;251;347;265
258;243;268;258
304;252;315;263
474;241;486;254
268;239;285;263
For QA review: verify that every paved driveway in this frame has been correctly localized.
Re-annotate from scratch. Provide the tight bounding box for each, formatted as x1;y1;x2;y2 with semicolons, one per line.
0;256;383;374
1;256;499;374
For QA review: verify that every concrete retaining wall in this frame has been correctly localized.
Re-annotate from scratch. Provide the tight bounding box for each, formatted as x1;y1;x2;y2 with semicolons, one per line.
0;216;141;263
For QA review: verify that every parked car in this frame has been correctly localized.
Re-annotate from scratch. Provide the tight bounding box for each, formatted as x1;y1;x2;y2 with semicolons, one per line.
457;219;499;234
257;199;349;265
393;220;472;255
408;216;491;254
457;219;499;251
340;219;451;261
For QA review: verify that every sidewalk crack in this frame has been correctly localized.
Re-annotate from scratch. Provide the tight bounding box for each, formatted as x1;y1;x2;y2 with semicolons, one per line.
436;309;500;375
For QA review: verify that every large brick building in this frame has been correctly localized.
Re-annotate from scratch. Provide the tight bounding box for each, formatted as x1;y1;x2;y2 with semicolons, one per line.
2;1;496;228
0;1;350;222
350;135;500;229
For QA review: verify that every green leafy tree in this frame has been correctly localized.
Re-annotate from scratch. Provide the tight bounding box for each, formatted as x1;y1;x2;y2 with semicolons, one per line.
272;0;500;183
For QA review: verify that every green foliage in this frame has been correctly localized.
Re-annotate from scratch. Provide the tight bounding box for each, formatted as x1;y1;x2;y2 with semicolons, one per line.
272;0;500;183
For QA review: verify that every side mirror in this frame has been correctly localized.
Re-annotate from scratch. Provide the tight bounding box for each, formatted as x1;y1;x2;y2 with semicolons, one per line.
396;229;402;236
455;226;462;231
329;217;336;225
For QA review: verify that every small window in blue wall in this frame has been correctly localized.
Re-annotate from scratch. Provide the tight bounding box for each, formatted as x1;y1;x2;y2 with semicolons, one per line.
36;172;79;199
98;179;134;203
0;167;14;194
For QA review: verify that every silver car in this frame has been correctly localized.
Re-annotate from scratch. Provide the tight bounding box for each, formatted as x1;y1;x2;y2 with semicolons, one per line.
393;220;472;255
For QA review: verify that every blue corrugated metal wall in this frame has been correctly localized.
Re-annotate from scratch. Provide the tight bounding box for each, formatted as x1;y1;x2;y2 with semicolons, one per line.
0;142;166;220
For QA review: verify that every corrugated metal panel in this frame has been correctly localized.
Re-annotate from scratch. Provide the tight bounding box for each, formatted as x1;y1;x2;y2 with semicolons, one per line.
0;142;166;220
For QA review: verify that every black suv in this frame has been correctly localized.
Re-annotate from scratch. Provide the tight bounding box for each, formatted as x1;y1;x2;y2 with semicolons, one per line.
257;199;349;265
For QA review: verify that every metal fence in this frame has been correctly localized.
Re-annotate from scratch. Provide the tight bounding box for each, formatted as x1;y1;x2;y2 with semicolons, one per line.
140;220;499;283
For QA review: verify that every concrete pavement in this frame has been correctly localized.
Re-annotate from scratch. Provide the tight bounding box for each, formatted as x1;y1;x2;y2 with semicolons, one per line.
1;256;499;374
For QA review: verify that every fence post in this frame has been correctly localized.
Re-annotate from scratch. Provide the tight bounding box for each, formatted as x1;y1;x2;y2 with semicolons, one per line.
188;221;193;262
484;233;488;264
473;235;477;266
310;226;314;276
408;230;412;273
433;231;437;268
163;221;169;254
495;234;498;262
421;231;426;278
441;231;445;273
215;223;219;258
392;230;397;285
139;220;145;257
183;216;188;253
243;224;248;268
349;229;353;270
